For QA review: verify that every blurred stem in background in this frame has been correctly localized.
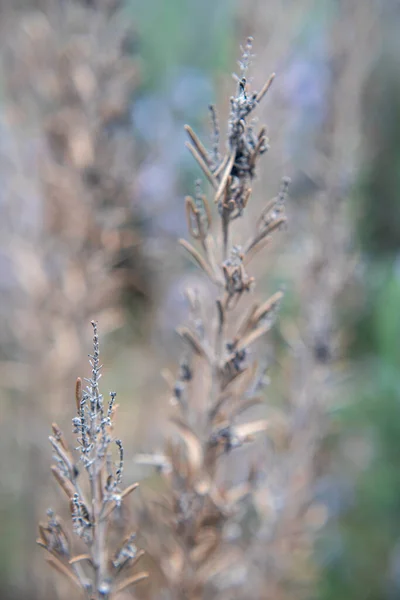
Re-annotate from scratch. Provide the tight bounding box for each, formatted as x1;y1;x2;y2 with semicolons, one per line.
0;2;237;600
318;3;400;599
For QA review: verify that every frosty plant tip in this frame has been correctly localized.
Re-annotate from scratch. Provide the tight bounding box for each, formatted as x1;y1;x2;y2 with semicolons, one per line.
37;321;148;600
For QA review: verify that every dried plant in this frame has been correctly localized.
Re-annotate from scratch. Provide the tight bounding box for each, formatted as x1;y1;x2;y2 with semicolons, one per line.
37;321;148;599
1;0;146;305
0;4;147;596
137;38;289;599
33;25;360;600
224;4;374;598
0;0;147;390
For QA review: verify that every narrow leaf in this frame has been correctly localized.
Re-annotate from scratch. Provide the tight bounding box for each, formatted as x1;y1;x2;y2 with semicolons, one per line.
114;571;149;593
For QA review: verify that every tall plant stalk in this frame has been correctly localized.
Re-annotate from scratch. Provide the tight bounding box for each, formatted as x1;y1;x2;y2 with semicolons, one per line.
139;37;289;599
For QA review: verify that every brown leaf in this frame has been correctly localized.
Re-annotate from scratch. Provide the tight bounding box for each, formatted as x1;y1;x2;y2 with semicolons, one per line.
184;125;213;167
51;423;69;452
214;151;235;204
190;528;220;565
49;436;75;478
114;571;149;593
251;291;283;325
185;141;217;188
235;322;272;354
121;482;139;499
256;72;276;103
178;238;215;281
75;377;82;413
227;396;263;420
177;326;212;362
170;417;203;476
69;554;92;565
51;465;76;499
234;419;270;443
46;555;82;589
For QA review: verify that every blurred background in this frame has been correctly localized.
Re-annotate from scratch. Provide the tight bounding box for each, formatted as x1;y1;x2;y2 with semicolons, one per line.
1;0;400;599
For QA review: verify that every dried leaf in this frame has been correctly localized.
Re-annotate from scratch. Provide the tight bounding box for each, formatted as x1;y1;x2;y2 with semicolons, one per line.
190;528;220;565
203;234;223;283
185;195;202;239
184;125;212;167
214;151;235;204
178;238;215;281
46;555;82;589
245;215;286;255
243;237;271;265
234;419;270;442
213;151;229;177
242;186;252;208
75;377;82;414
69;554;92;565
256;72;275;103
101;500;117;521
252;291;283;324
51;465;76;499
177;326;210;361
185;142;218;188
170;417;203;475
114;571;149;593
234;303;260;342
51;423;69;452
227;396;263;420
49;436;75;478
121;482;139;499
235;322;272;354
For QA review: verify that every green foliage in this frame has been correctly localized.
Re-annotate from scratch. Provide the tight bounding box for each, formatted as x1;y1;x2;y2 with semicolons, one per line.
124;0;235;89
319;265;400;600
319;32;400;592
